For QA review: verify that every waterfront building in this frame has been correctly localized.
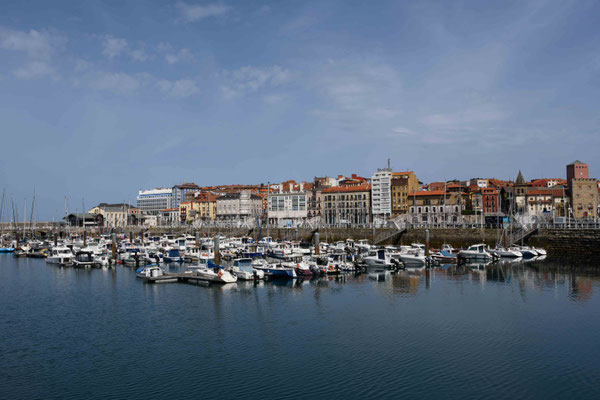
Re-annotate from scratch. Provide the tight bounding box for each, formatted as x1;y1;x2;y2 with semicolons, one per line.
514;170;528;213
567;160;588;182
64;213;103;227
136;188;173;215
371;168;393;219
171;183;201;208
307;179;325;219
267;190;308;227
570;179;599;219
469;178;489;188
566;161;598;220
216;190;263;224
193;192;217;220
159;208;180;226
89;203;140;228
481;187;500;215
322;183;371;226
526;188;568;217
409;190;467;225
391;171;419;217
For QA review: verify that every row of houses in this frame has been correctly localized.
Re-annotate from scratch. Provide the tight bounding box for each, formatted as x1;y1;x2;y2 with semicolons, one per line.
78;160;599;228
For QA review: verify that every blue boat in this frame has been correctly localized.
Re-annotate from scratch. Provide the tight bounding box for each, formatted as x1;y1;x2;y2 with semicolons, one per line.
0;247;15;253
253;263;296;279
164;248;183;263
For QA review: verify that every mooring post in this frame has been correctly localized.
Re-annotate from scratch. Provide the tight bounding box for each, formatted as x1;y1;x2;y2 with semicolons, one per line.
195;230;199;248
314;232;320;255
111;233;116;261
425;229;430;257
214;235;220;265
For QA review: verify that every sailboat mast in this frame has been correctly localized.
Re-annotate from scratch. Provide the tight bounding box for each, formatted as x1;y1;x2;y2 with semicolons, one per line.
23;198;27;240
1;189;5;226
30;189;36;238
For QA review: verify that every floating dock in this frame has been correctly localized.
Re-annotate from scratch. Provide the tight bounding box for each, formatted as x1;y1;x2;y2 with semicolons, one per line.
138;272;211;285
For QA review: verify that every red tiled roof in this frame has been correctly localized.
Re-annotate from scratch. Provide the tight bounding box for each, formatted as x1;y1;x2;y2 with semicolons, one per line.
322;184;371;193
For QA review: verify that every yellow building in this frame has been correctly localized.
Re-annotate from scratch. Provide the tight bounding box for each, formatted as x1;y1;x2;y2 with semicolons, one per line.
178;193;217;222
391;171;419;216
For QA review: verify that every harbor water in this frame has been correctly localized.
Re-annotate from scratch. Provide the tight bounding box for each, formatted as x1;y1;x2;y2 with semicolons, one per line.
1;254;600;399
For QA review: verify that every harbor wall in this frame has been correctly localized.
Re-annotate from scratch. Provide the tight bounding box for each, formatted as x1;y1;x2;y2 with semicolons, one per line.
6;225;599;255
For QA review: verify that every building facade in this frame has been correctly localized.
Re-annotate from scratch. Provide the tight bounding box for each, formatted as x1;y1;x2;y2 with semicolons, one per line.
371;169;392;218
89;203;140;228
409;190;467;225
172;183;201;208
322;184;371;226
216;190;263;223
481;187;500;215
267;192;308;227
136;188;173;215
570;179;598;219
391;171;419;217
567;160;588;182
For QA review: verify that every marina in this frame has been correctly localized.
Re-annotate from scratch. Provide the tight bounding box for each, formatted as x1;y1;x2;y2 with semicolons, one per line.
1;251;600;400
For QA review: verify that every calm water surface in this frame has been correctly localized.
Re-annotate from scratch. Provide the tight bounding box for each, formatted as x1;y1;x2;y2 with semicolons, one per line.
1;254;600;399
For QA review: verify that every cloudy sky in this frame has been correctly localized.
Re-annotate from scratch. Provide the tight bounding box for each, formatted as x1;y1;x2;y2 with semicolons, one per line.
1;0;599;219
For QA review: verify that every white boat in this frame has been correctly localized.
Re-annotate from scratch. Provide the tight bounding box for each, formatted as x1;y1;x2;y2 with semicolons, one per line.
229;258;264;280
517;246;539;257
72;250;98;268
458;244;495;261
136;265;176;282
363;248;401;269
532;247;547;256
47;246;74;265
494;247;523;258
187;263;237;283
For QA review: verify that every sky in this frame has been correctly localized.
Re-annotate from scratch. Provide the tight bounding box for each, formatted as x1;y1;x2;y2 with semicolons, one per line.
0;0;599;220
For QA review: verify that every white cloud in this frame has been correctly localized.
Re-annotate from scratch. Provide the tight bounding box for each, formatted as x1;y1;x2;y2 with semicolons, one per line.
13;61;55;79
130;49;149;62
0;27;59;59
74;59;91;71
156;78;199;98
166;48;192;64
102;35;128;59
90;72;140;95
176;2;231;22
221;65;291;98
423;107;506;128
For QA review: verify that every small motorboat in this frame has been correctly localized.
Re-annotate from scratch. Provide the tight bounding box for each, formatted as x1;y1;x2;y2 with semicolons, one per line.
136;265;176;282
47;247;74;264
458;244;496;262
73;251;97;268
187;261;238;283
229;258;264;280
253;263;297;279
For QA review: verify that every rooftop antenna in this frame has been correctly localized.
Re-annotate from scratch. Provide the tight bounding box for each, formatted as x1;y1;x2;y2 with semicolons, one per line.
387;158;391;170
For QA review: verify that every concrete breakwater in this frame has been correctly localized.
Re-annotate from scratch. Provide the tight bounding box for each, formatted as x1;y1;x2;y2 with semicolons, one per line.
8;225;600;255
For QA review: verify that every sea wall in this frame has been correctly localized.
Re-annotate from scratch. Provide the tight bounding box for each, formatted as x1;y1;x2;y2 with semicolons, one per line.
17;225;600;255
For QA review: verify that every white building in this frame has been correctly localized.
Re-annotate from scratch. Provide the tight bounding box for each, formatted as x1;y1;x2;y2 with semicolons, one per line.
216;191;263;224
371;168;392;218
137;188;173;215
267;192;308;227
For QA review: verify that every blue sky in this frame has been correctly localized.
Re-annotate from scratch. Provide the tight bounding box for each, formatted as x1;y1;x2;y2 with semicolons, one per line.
0;0;599;219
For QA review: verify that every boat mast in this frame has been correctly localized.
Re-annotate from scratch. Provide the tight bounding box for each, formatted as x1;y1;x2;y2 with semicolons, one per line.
30;189;36;239
0;188;5;235
23;198;27;240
